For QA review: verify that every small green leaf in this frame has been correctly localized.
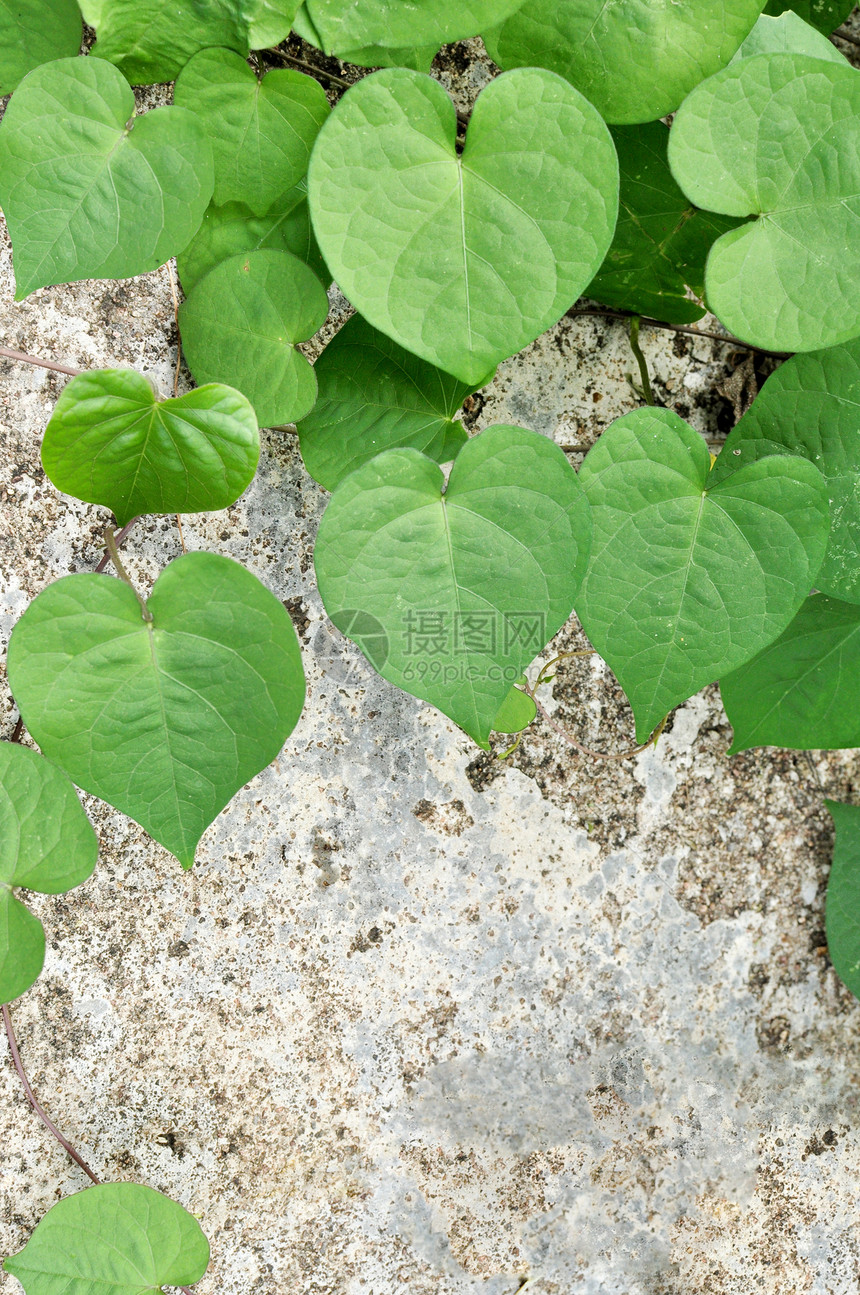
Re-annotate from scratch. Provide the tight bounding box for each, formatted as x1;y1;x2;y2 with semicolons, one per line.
308;67;618;385
575;408;830;743
177;187;328;295
314;424;590;748
824;800;860;1001
7;553;306;869
78;0;299;83
178;250;329;427
41;369;260;526
297;314;491;491
764;0;854;33
586;122;742;325
4;1182;209;1295
304;0;525;51
292;3;437;69
713;338;860;603
734;10;847;59
0;58;214;300
492;683;536;735
484;0;765;126
174;50;329;217
0;0;81;96
668;53;860;353
721;594;860;751
0;744;97;1005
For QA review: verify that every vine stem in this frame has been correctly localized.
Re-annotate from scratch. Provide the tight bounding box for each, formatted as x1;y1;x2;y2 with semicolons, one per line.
104;526;152;621
628;316;656;405
2;1005;99;1184
94;517;139;575
2;1006;198;1293
0;345;84;377
521;676;666;762
833;25;860;47
566;307;789;357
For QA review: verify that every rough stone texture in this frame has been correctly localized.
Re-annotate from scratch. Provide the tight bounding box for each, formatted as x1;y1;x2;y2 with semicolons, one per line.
2;25;860;1295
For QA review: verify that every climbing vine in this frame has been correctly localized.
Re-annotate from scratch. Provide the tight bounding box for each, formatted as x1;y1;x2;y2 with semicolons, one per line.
3;1;860;1287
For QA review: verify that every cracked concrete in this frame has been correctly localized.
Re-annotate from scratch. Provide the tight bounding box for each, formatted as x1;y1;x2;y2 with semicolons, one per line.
2;26;860;1295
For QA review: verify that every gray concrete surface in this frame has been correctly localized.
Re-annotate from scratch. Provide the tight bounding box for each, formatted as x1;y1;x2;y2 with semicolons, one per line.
2;30;860;1295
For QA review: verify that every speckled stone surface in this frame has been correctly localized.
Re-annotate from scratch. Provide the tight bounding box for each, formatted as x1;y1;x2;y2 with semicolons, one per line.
2;27;860;1295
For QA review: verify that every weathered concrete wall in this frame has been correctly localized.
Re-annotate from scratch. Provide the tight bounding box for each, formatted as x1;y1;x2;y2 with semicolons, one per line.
2;31;860;1295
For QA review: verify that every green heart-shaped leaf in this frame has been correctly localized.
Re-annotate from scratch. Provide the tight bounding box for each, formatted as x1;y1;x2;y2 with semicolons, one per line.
713;339;860;603
314;424;591;748
575;408;830;742
735;10;847;59
586;122;742;325
78;0;299;83
0;744;97;1005
174;49;329;217
283;6;438;70
7;553;306;869
177;187;328;295
179;249;329;427
4;1182;209;1295
824;801;860;1002
297;314;490;490
0;0;81;95
484;0;765;126
668;53;860;353
304;0;525;51
308;67;618;385
764;0;853;33
0;58;214;300
41;369;260;526
721;593;860;751
492;682;536;736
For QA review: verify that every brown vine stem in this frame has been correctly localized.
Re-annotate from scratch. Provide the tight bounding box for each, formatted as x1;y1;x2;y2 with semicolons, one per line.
833;25;860;47
2;1005;100;1184
265;48;354;88
522;676;667;762
566;307;790;357
0;345;84;377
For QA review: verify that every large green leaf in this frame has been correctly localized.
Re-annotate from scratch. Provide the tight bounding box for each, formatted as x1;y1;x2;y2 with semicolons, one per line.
314;424;590;748
712;339;860;603
483;0;765;126
4;1182;209;1295
304;0;525;50
735;9;847;58
720;593;860;751
178;249;329;427
177;187;327;295
78;0;299;83
586;123;742;326
297;315;490;491
0;0;81;95
668;54;860;354
0;744;97;1005
174;50;329;217
41;369;260;526
824;801;860;1002
292;3;437;69
7;553;306;869
575;408;830;743
0;58;213;301
307;67;618;386
764;0;854;33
